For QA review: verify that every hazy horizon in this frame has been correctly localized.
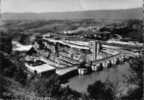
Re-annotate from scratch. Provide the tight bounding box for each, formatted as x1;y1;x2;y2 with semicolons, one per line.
2;7;142;14
1;0;143;13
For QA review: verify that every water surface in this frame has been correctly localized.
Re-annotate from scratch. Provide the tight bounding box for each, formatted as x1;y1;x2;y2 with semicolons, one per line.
67;62;132;93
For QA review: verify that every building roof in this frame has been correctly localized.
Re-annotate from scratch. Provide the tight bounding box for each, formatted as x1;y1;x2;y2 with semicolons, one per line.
25;63;55;73
43;38;90;50
56;66;77;76
12;41;32;51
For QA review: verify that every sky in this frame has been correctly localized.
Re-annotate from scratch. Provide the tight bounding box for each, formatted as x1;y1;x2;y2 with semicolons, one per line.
1;0;143;13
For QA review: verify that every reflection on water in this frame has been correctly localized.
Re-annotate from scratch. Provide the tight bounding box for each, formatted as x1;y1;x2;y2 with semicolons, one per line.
66;62;132;93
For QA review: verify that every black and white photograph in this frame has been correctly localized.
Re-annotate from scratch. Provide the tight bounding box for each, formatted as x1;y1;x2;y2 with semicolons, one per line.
0;0;144;100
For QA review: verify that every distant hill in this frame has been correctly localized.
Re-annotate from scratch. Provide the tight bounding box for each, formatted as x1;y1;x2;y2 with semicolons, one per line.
2;8;143;20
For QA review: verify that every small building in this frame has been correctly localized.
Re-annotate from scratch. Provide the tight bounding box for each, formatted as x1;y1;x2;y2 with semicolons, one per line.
25;63;55;74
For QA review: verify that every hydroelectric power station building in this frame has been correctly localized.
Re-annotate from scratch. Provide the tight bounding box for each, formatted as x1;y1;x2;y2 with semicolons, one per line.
24;34;142;75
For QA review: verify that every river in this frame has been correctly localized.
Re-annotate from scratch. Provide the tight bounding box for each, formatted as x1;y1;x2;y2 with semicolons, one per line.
66;62;132;93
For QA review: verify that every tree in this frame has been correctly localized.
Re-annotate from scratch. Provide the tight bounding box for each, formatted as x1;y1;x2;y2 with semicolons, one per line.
30;74;61;97
0;76;10;99
0;52;27;85
19;34;30;45
0;32;12;53
123;57;144;100
87;81;114;100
